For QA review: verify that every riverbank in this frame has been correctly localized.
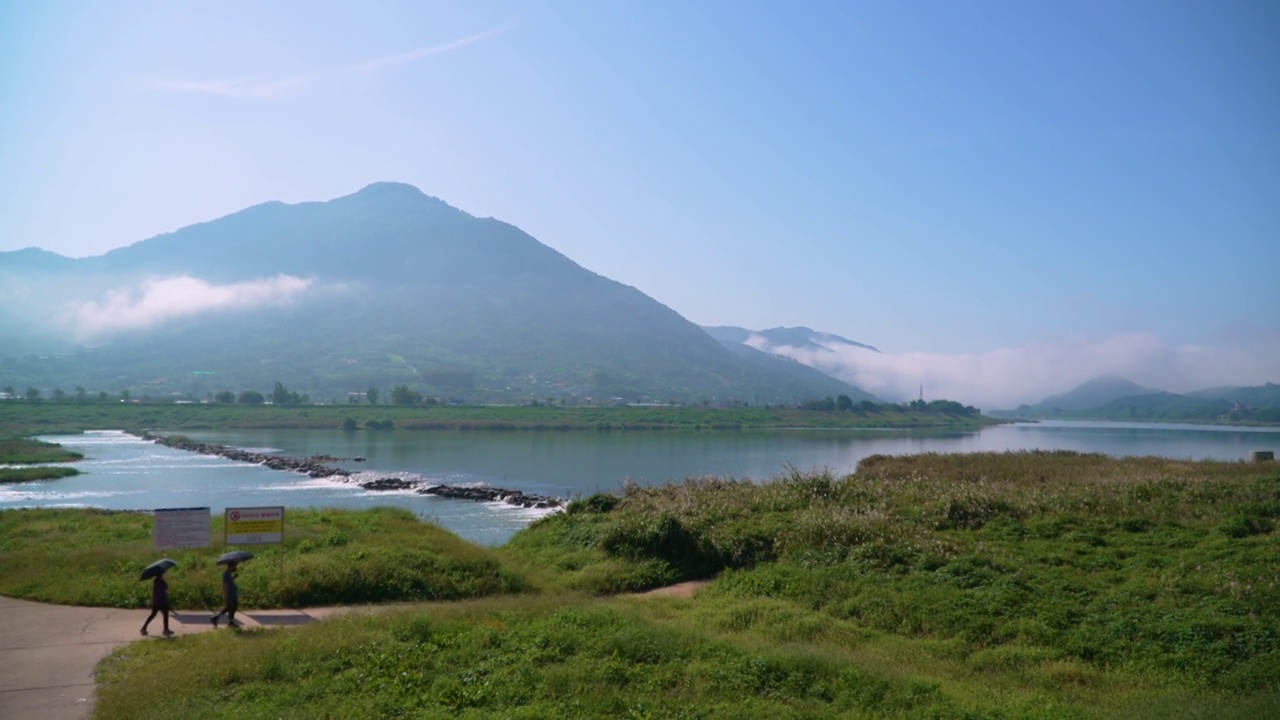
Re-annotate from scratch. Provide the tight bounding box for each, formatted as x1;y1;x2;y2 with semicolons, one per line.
0;400;1000;436
0;437;85;463
0;436;83;483
10;451;1277;718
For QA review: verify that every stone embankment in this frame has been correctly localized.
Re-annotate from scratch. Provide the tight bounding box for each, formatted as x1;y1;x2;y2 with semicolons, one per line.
137;432;561;509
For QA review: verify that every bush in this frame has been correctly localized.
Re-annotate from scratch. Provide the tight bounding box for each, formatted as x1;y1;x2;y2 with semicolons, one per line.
568;493;620;514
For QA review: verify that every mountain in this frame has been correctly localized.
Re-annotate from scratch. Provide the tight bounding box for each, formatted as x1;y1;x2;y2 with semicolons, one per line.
709;338;877;402
1031;375;1160;413
1089;383;1280;422
703;325;882;396
995;379;1280;423
705;326;880;354
0;183;871;404
1;248;78;272
1186;383;1280;407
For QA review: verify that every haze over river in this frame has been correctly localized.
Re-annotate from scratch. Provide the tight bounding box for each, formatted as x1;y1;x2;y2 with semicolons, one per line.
5;421;1278;546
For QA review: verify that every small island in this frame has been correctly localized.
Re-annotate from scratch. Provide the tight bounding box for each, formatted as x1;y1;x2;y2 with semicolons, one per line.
0;437;82;483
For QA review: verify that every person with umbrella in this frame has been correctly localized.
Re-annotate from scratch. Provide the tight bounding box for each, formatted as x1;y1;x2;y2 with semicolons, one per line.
211;551;251;629
139;558;176;636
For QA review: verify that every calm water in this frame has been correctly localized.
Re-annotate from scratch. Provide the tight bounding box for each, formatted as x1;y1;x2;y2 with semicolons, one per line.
4;421;1277;546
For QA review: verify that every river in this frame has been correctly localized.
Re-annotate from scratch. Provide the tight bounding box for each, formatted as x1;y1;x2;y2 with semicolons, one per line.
4;421;1277;546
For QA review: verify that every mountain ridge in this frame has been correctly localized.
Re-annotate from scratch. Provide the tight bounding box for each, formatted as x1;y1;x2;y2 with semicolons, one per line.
0;183;873;404
989;376;1280;423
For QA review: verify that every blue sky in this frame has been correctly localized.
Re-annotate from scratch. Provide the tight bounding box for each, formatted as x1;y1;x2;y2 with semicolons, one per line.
1;1;1276;403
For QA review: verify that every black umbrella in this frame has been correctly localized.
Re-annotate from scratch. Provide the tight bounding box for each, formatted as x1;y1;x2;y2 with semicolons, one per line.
216;550;254;565
140;558;177;580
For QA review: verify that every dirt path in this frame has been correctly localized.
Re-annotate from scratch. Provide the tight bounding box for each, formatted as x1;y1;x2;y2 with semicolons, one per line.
632;579;713;598
0;596;340;720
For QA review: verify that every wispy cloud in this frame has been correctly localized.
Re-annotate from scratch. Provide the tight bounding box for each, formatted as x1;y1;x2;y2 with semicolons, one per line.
148;74;319;99
64;275;315;338
352;23;512;73
748;331;1280;410
148;22;511;98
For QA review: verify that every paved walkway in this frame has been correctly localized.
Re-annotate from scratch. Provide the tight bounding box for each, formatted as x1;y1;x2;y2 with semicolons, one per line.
0;582;708;720
0;597;338;720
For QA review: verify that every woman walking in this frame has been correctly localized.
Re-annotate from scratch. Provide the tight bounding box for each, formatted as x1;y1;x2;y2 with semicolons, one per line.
210;561;240;628
140;570;172;636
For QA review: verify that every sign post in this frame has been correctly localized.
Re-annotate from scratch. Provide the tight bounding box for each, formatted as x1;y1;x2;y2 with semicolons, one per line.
154;507;211;550
224;506;285;545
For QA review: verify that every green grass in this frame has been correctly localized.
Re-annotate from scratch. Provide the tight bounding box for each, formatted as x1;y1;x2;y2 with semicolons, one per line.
0;465;79;483
14;451;1279;717
0;436;84;463
0;507;525;609
502;452;1280;697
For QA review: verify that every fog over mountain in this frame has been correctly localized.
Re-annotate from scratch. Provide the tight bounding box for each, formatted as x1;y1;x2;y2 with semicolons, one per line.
4;184;1275;408
0;183;871;404
714;328;1280;410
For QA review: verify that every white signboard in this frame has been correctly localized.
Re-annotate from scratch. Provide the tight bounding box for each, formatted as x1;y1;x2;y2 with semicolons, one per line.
154;507;211;549
225;506;285;545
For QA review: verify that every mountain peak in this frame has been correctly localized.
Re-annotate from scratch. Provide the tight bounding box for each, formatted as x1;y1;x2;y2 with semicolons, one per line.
354;181;425;197
1033;375;1159;411
342;182;465;217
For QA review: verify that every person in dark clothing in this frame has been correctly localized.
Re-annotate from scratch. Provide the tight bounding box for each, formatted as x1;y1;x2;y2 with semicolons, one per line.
210;562;240;628
140;571;172;636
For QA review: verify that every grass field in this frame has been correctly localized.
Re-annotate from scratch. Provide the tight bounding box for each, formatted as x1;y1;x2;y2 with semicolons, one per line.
0;507;524;609
6;451;1274;718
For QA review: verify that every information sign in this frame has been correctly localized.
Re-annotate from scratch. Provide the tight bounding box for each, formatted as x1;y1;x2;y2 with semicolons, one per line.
225;506;284;545
154;507;211;550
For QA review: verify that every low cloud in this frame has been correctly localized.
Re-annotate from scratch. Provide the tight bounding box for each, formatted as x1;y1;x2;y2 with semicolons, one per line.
65;275;314;338
749;332;1280;410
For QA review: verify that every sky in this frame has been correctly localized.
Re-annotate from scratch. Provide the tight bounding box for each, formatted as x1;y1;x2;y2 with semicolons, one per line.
1;1;1277;406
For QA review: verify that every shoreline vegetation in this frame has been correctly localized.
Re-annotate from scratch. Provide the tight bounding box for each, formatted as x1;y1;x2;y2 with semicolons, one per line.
1;451;1274;717
0;400;1001;436
0;437;82;483
1000;414;1280;429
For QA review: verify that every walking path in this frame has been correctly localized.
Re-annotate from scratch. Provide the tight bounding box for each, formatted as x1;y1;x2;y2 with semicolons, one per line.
0;580;710;720
0;596;339;720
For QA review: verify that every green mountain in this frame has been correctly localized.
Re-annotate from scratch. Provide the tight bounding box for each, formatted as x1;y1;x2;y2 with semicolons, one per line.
998;377;1280;423
1187;382;1280;407
0;183;871;404
1028;375;1160;413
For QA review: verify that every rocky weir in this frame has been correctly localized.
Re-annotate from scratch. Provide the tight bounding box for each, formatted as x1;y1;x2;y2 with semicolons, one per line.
137;432;563;509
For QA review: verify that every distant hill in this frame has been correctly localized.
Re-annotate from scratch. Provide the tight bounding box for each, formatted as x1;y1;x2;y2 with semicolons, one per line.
0;183;871;404
704;326;880;354
1031;375;1160;413
1086;385;1280;423
703;325;882;392
995;377;1280;423
1187;382;1280;407
1;248;78;272
709;338;877;402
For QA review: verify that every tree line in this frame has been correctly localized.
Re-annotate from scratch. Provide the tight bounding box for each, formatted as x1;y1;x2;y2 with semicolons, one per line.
2;381;436;407
800;395;980;416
